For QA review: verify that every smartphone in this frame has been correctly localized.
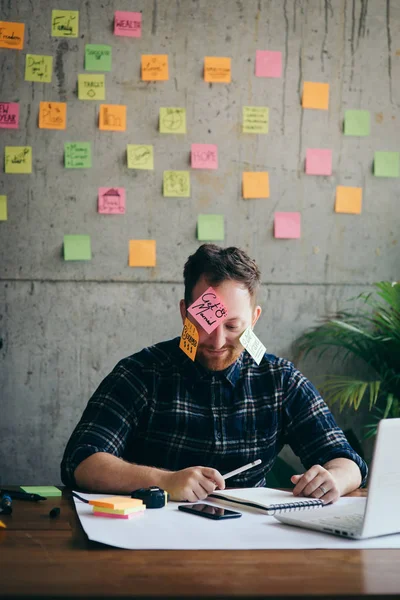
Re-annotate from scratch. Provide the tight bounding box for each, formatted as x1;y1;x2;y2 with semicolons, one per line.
178;503;242;520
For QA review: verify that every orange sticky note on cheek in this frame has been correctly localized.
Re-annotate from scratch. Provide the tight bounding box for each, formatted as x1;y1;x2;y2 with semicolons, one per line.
335;186;362;214
0;21;25;49
204;57;231;83
141;54;169;81
302;82;329;110
39;101;67;129
129;240;156;267
242;172;270;198
179;318;199;361
99;104;126;131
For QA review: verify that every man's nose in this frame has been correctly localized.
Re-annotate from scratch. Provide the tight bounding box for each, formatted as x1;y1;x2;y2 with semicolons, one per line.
209;324;225;348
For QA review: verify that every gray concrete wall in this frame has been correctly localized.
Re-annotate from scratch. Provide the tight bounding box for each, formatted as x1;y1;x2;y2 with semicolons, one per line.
0;0;399;484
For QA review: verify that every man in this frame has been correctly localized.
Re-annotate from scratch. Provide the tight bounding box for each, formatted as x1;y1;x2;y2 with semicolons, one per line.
61;244;367;503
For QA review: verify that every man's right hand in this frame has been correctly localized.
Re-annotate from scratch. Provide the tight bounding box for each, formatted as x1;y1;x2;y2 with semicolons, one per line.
161;466;225;502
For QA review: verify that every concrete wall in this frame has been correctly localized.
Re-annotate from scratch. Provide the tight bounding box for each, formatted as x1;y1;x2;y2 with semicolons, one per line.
0;0;399;484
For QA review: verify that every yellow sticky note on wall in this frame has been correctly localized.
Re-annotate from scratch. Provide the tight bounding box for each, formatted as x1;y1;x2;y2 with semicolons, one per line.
0;21;25;49
78;74;105;101
129;240;156;267
204;57;231;83
242;172;270;198
25;54;53;83
99;104;126;131
141;55;169;81
335;186;362;214
179;318;199;361
159;108;186;134
52;10;79;37
0;195;7;220
39;102;67;130
5;146;32;173
302;82;329;110
127;145;154;170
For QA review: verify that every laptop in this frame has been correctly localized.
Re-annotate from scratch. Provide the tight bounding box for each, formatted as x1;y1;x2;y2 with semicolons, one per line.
275;418;400;539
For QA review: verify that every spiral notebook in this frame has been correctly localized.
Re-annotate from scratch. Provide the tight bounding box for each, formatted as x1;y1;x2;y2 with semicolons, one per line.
209;487;323;515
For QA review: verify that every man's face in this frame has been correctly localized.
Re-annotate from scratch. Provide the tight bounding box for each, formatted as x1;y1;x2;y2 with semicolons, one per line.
180;276;261;371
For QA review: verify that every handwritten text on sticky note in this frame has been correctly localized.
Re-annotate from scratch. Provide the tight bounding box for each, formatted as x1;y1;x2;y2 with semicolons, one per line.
65;142;91;168
25;54;53;82
99;104;126;131
191;144;218;169
78;74;105;100
179;318;199;361
163;171;190;197
239;327;266;365
5;146;32;174
255;50;282;78
0;21;24;49
204;57;231;83
305;148;332;176
39;101;67;130
114;11;141;37
98;187;125;214
52;10;79;37
85;44;112;71
141;54;168;80
274;212;301;239
127;145;154;170
0;102;19;129
159;107;186;133
243;106;269;134
188;287;228;335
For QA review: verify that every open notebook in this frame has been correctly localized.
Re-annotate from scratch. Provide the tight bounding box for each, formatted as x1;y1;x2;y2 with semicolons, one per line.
209;487;323;515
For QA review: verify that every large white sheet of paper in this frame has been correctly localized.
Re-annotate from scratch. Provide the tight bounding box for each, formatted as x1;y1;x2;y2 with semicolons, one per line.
73;492;400;550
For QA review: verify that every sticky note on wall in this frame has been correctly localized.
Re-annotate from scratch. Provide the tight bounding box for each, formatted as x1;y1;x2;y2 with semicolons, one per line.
302;82;329;110
0;21;24;49
191;144;218;169
0;195;7;220
129;240;156;267
0;102;19;129
99;104;126;131
159;108;186;133
25;54;53;83
335;186;362;214
204;57;231;83
344;110;370;136
255;50;282;78
374;151;399;177
242;172;270;198
64;235;91;260
163;171;190;197
114;11;142;37
243;106;269;134
5;146;32;173
197;214;224;241
65;142;91;169
274;212;301;239
127;145;154;170
305;149;332;176
39;101;67;130
78;74;105;100
85;45;112;72
141;55;168;80
98;187;125;214
52;10;79;37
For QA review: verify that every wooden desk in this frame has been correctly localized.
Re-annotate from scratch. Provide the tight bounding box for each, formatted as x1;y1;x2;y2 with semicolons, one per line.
0;489;399;599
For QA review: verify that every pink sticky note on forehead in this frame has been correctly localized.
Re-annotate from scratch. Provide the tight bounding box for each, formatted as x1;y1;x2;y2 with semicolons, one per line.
0;102;19;129
114;11;142;37
187;286;228;334
191;144;218;169
306;148;332;176
255;50;282;78
98;187;126;214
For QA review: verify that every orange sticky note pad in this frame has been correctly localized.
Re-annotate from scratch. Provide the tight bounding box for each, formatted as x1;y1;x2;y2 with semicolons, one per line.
204;57;231;83
0;21;25;49
335;186;362;214
141;54;169;81
99;104;126;131
39;101;67;130
129;240;156;267
302;82;329;110
242;172;270;198
89;496;144;509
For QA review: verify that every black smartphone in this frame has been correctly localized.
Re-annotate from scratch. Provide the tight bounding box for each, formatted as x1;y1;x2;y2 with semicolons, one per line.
178;503;242;520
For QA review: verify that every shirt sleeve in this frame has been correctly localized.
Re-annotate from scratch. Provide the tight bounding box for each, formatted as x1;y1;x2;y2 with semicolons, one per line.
60;358;149;488
281;362;368;486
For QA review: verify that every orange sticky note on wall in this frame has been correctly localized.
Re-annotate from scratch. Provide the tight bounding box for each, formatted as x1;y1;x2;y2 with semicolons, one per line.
204;57;231;83
129;240;156;267
99;104;126;131
242;172;270;198
39;101;67;130
0;21;25;49
335;186;362;214
302;82;329;110
141;54;169;81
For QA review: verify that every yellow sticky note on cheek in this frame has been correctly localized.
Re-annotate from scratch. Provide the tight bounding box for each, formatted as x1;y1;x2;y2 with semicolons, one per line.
179;318;199;361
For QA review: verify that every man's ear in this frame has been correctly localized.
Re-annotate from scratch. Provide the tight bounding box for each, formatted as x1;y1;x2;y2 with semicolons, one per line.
252;305;262;328
179;299;187;324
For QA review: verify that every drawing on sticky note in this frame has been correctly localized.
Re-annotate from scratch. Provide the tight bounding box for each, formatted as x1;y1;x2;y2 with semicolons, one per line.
163;171;190;197
159;108;186;133
141;54;168;80
98;188;126;214
127;145;154;170
99;104;126;131
5;146;32;173
0;102;19;129
78;74;105;100
39;102;67;130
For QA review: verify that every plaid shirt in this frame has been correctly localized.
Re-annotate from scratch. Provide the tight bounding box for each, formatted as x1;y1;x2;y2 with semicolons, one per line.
61;338;367;488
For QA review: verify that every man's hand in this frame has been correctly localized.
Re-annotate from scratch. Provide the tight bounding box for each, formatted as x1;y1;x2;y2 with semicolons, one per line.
161;466;225;502
291;465;341;505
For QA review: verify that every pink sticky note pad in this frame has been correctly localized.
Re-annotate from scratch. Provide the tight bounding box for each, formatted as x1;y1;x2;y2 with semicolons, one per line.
306;149;332;176
93;511;143;519
187;286;228;334
191;144;218;169
0;102;19;129
255;50;282;78
98;187;126;214
274;212;301;239
114;11;142;37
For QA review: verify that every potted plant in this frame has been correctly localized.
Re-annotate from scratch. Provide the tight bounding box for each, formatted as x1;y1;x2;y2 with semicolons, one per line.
294;282;400;438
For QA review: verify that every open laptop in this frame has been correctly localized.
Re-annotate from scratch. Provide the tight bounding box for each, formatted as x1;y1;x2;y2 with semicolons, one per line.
275;418;400;539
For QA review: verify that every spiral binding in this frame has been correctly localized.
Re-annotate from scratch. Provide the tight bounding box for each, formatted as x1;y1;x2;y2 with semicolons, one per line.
267;499;323;515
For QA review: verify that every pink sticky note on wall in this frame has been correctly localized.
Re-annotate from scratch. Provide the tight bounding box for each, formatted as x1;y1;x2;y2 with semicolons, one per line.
191;144;218;169
187;286;228;334
255;50;282;78
274;212;301;239
98;187;126;214
306;149;332;176
114;11;142;37
0;102;19;129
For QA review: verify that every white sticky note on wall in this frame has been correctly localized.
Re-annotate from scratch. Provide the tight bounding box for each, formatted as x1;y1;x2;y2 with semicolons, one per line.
239;327;266;365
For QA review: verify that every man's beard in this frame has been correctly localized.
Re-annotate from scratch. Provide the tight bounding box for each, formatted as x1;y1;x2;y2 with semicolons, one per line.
195;343;243;371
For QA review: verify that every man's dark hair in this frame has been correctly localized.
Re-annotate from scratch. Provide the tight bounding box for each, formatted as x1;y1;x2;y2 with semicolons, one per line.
183;244;261;306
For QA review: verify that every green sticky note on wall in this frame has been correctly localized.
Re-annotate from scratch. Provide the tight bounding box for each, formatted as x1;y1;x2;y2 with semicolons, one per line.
344;110;370;136
374;151;400;177
197;214;225;241
65;142;91;168
20;486;62;497
64;235;92;260
85;44;112;71
0;195;7;221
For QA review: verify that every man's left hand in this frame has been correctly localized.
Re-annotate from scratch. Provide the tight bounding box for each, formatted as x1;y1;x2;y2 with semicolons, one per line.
291;465;340;504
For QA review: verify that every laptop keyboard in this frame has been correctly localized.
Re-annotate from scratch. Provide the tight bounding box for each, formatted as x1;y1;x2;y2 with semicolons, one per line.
310;512;363;535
